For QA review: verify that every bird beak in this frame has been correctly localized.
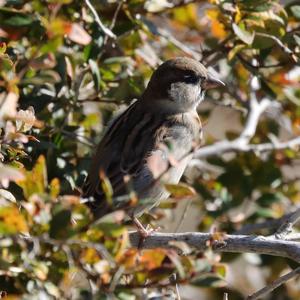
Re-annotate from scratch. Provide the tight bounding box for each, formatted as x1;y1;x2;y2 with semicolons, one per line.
202;74;225;90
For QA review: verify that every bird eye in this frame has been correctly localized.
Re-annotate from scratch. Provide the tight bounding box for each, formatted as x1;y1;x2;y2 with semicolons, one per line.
183;74;199;84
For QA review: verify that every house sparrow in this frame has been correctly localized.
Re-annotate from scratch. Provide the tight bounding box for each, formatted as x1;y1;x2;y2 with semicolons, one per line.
82;57;224;227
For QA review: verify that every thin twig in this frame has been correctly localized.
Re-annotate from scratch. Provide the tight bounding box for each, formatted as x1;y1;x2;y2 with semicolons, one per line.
193;92;300;160
193;96;275;159
247;266;300;300
84;0;116;39
175;199;192;232
234;210;299;235
103;1;123;46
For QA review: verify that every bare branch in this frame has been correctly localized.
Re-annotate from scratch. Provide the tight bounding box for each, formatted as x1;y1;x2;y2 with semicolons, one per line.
247;266;300;300
240;96;270;140
129;232;300;262
193;95;300;159
274;206;300;239
234;210;300;235
246;136;300;153
284;233;300;241
194;95;272;159
85;0;116;39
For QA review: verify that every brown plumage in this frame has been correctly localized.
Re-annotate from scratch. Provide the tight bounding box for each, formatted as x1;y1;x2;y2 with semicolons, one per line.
82;57;224;219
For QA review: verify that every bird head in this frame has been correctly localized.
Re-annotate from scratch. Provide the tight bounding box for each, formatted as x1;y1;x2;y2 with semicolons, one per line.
142;57;225;113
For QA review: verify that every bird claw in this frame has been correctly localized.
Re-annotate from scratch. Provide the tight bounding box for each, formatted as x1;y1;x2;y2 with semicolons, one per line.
133;217;154;238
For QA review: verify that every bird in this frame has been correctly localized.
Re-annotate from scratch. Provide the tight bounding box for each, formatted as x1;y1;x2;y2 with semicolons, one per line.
82;57;224;234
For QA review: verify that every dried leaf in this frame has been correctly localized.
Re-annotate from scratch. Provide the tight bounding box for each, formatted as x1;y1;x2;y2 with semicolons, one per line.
140;249;166;270
144;0;172;13
68;23;91;45
16;106;36;132
0;163;24;188
0;189;16;203
0;92;18;125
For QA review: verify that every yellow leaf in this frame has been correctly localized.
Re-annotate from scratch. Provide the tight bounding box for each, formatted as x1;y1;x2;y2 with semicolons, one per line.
140;249;166;270
228;44;246;61
213;263;227;278
165;183;196;199
0;206;28;234
206;9;227;39
18;155;47;198
49;178;60;198
80;248;101;264
234;6;242;23
172;4;198;27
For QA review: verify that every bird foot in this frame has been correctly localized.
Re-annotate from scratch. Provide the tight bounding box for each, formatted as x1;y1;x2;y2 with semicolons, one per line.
132;217;156;239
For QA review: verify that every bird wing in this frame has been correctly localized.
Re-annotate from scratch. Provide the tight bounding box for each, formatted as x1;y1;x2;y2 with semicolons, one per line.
82;102;200;217
82;102;163;208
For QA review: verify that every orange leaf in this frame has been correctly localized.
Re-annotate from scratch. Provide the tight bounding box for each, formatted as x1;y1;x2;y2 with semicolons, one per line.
139;249;166;270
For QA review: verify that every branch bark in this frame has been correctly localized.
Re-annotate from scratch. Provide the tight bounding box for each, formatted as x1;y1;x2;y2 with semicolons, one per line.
129;232;300;263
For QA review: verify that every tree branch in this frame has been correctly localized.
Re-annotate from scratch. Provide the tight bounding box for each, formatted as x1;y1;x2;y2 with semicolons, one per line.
247;266;300;300
234;209;300;235
274;206;300;239
129;232;300;263
193;94;300;159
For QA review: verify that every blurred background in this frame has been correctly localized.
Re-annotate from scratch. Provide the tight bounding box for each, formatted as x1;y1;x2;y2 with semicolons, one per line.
0;0;300;299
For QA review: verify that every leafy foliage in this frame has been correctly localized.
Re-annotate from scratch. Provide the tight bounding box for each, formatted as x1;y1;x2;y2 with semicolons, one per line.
0;0;300;299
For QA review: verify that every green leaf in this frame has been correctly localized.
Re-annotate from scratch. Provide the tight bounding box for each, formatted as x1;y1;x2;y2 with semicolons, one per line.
3;15;34;26
192;275;226;287
89;59;101;92
214;263;227;278
97;223;126;238
294;35;300;46
232;23;254;45
256;193;281;207
254;207;276;218
117;292;136;300
291;6;300;19
49;209;71;238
